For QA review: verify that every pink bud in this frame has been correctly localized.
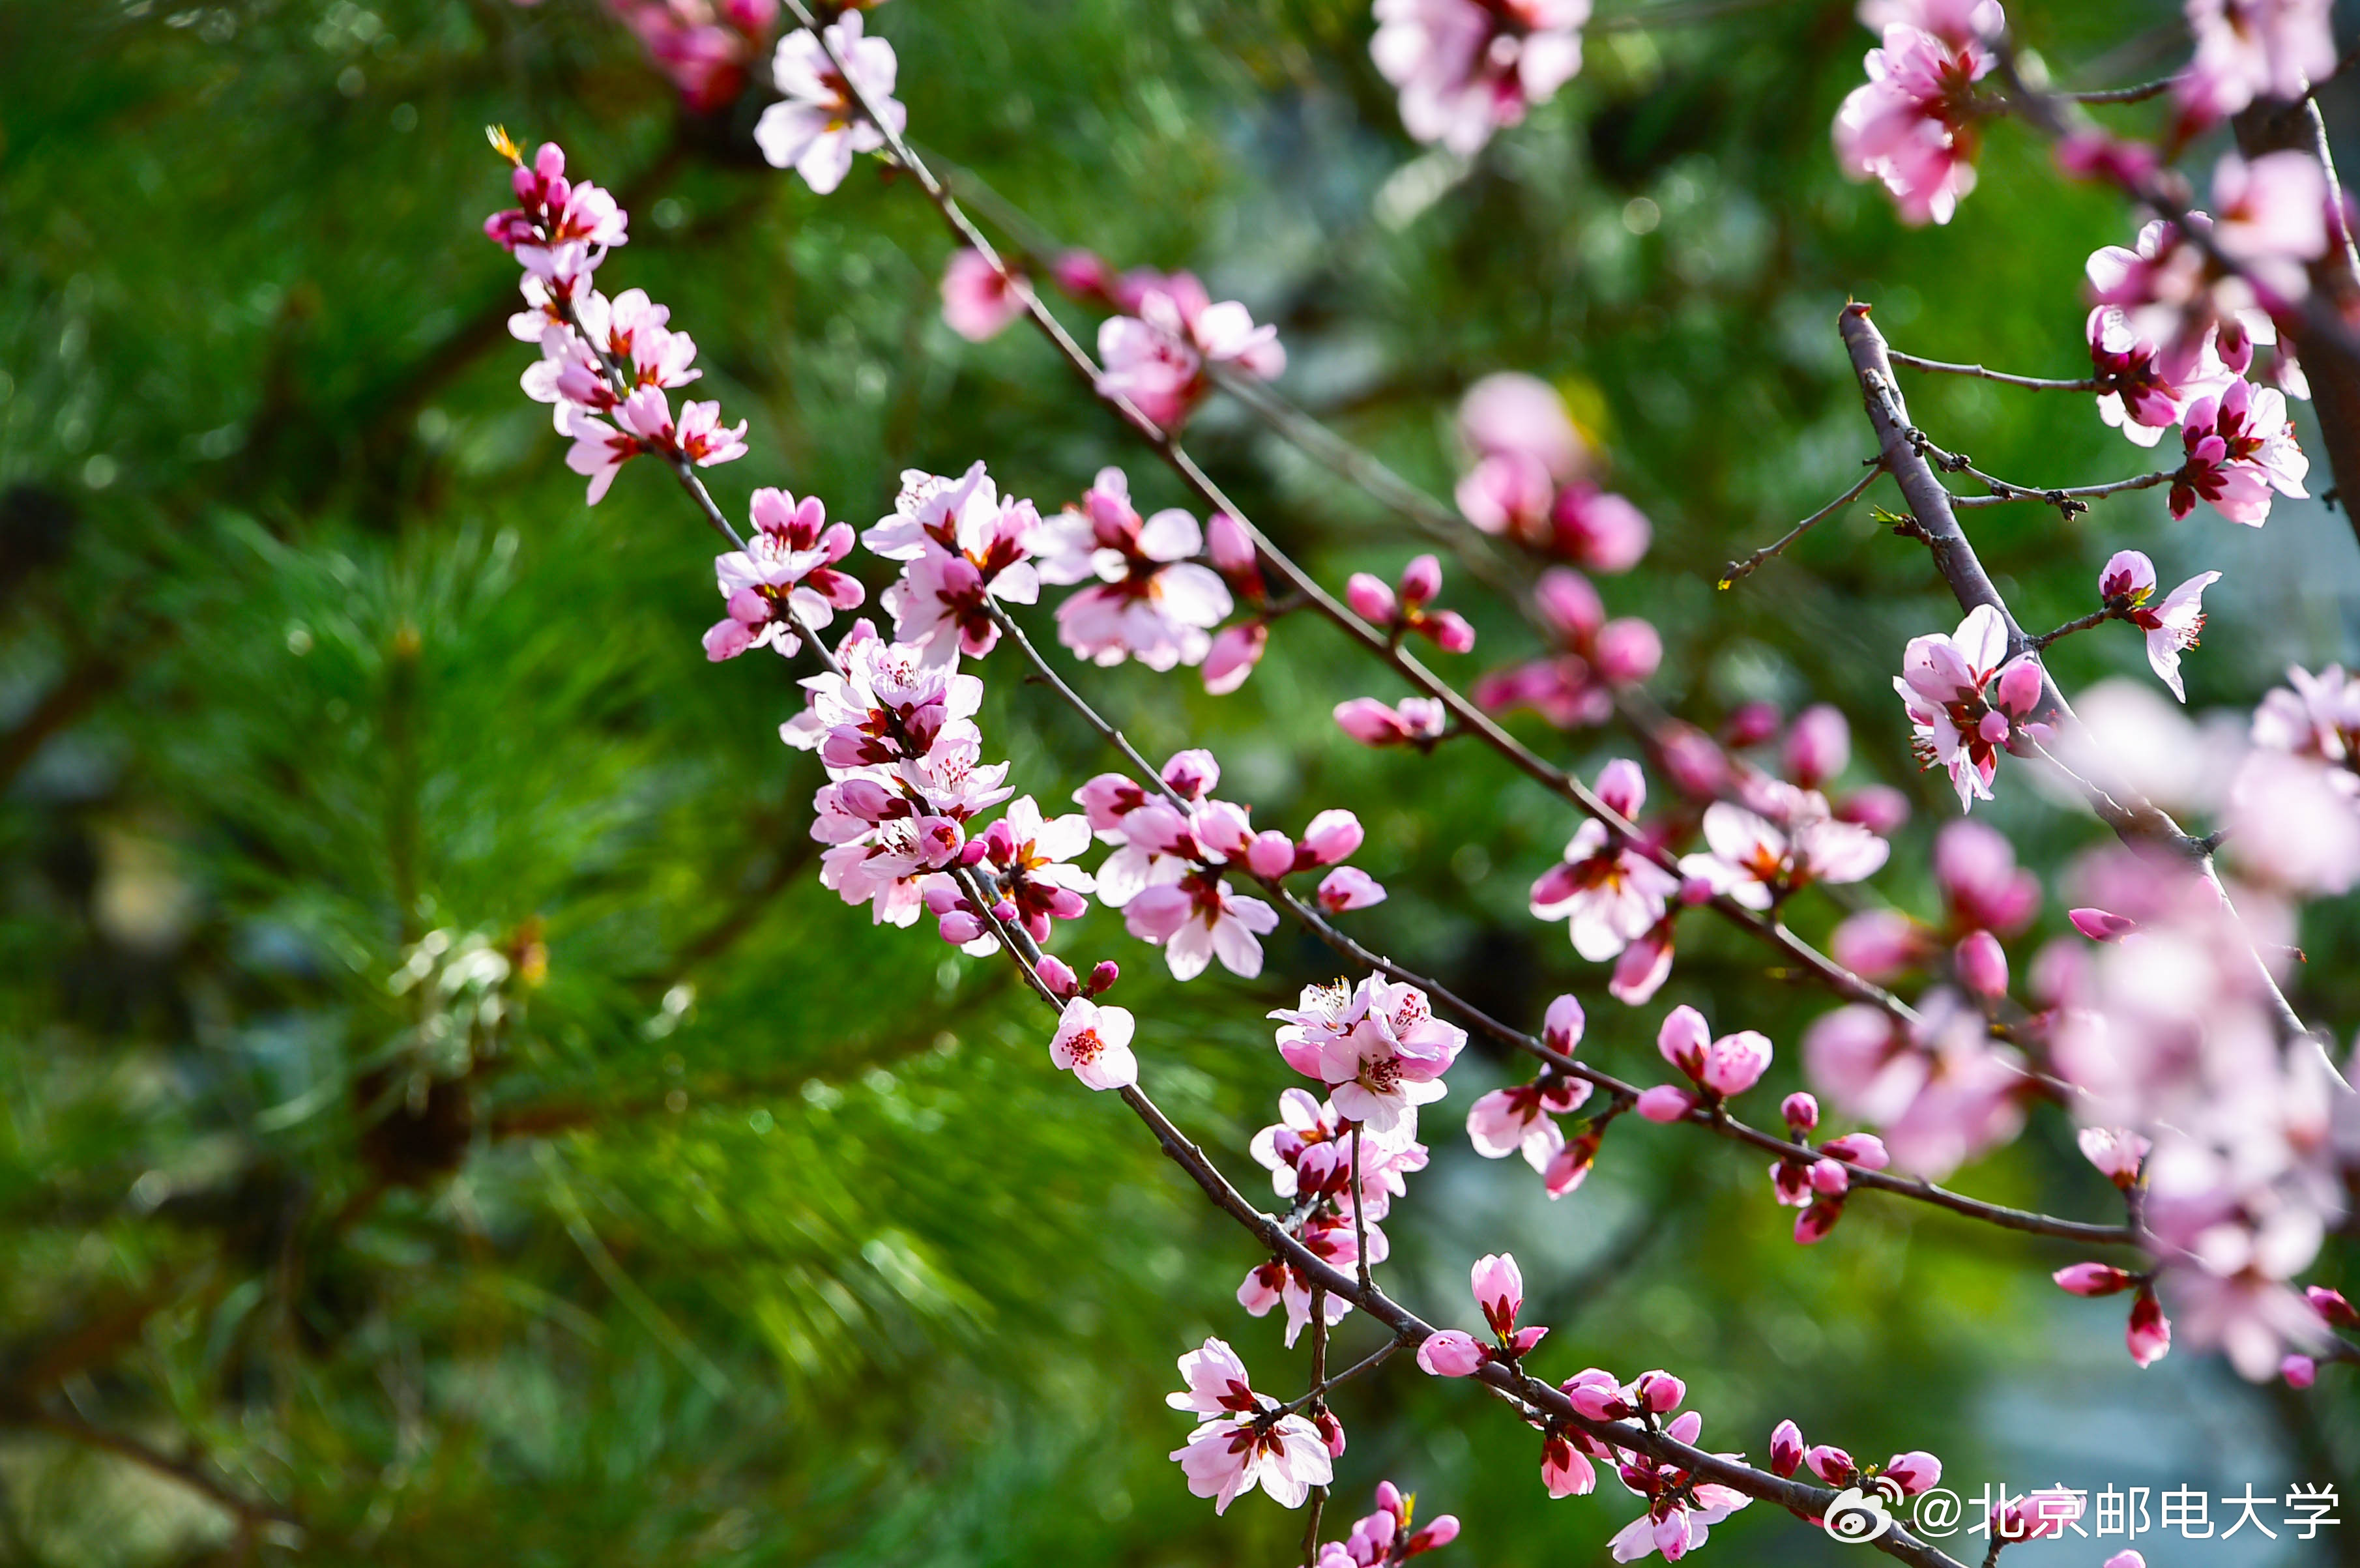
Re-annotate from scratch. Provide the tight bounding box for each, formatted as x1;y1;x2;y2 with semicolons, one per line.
1406;1515;1461;1554
957;839;991;867
1594;757;1647;819
1317;865;1388;912
1831;908;1921;981
1657;723;1728;799
1656;1005;1710;1077
2282;1354;2317;1388
1543;993;1586;1055
1784;703;1851;788
1246;830;1296;879
1335;697;1406;746
2053;1262;2134;1298
1202;620;1268;695
1205;510;1257;573
1298;808;1364;866
1794;1198;1844;1244
1804;1444;1855;1484
2069;906;2138;942
1636;1084;1697;1123
1375;1480;1403;1517
1347;572;1399;624
1977;708;2012;744
1088;960;1120;995
1781;1092;1818;1134
1551;485;1652;572
1818;1132;1889;1170
1161;749;1219;799
1995;657;2044;716
1954;930;2009;998
1636;1370;1684;1412
1724;701;1783;748
1050;248;1114;300
1399;553;1442;606
989;899;1019;924
1194;799;1254;858
1036;954;1079;998
1534;567;1604;641
1313;1407;1346;1457
1416;1329;1486;1377
2127;1284;2170;1367
1809;1158;1850;1197
1885;1451;1942;1496
2099;548;2157;603
1768;1420;1805;1478
1834;784;1911;834
1594;617;1662;685
1425;609;1478;654
1564;1378;1627;1421
2307;1286;2359;1329
1700;1030;1773;1097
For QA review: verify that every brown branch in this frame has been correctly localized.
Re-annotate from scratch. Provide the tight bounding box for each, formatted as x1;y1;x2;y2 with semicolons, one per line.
1721;463;1886;585
1887;351;2106;392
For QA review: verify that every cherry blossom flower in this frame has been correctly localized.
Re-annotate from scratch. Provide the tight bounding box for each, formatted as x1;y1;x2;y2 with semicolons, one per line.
781;621;985;769
1275;975;1466;1134
1167;1336;1265;1418
562;404;646;504
1653;1004;1774;1102
484;140;630;265
1317;866;1389;912
1529;761;1680;961
2172;377;2309;525
2178;0;2336;128
609;0;779;113
1934;820;2041;935
2097;549;2221;701
2086;305;2231;448
1171;1409;1334;1514
1241;1213;1373;1344
1804;996;2028;1179
1417;1253;1547;1376
703;488;865;661
939;247;1027;342
1034;469;1233;670
1126;870;1279;981
1317;1481;1461;1564
1599;1402;1752;1562
1049;998;1138;1090
1335;696;1450;748
754;12;907;195
1094;277;1285;431
1833;14;1997;225
1677;797;1889;909
1549;485;1653;573
867;463;1044;663
1893;603;2045;811
1369;0;1590;156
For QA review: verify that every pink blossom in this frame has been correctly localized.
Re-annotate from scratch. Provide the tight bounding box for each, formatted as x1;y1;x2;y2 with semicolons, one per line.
1167;1336;1266;1418
2282;1353;2317;1386
1593;618;1663;685
1886;1451;1943;1495
1529;761;1680;961
1933;819;2041;934
1831;908;1925;980
1317;866;1389;912
703;489;865;661
1833;19;1995;225
1171;1410;1333;1514
869;463;1043;663
2086;305;2231;448
1300;809;1366;866
1603;1408;1751;1562
2178;0;2336;127
2054;1262;2136;1297
1094;282;1285;432
608;0;778;113
1370;0;1590;156
2173;377;2309;525
1549;484;1653;573
1610;919;1678;1006
940;247;1026;341
1678;798;1889;908
1768;1419;1805;1477
1635;1084;1697;1123
2099;549;2221;701
1416;1330;1486;1377
1542;1430;1599;1498
1034;468;1232;670
1202;621;1270;693
1049;998;1138;1091
1126;871;1279;981
1335;695;1450;748
754;12;907;195
1459;371;1586;483
561;404;644;503
1472;1252;1524;1336
1953;929;2008;998
1466;1073;1590;1170
1893;603;2045;811
2078;1126;2149;1187
1784;704;1851;789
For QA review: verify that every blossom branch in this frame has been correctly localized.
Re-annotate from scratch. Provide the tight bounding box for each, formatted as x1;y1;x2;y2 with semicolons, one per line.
776;10;1927;1036
978;604;2134;1248
1719;462;1887;586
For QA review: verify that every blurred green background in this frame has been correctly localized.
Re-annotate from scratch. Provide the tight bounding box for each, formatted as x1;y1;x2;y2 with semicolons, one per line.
1;0;2354;1562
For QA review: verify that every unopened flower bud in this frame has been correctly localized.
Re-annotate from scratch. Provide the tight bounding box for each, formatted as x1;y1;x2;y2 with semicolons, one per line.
1347;572;1399;625
1784;703;1850;787
1781;1092;1819;1134
1594;617;1663;685
2307;1286;2359;1328
1035;954;1079;998
1088;960;1121;996
1635;1084;1697;1123
1399;553;1442;606
1955;929;2010;998
1769;1419;1805;1478
1809;1159;1850;1197
1246;830;1296;879
1425;609;1478;654
2053;1262;2134;1297
1724;700;1782;748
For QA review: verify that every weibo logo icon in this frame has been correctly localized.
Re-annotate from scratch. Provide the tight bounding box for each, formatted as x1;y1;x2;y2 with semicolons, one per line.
1822;1477;1904;1544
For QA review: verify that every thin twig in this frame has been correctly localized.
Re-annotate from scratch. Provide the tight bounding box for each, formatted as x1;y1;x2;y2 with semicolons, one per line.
1887;350;2107;391
2026;607;2117;651
1719;463;1885;586
2061;74;2179;104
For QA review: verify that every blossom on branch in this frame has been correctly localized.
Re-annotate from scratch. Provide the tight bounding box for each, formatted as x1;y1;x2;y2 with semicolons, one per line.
1833;9;1999;226
2176;0;2337;128
1035;467;1233;670
2172;377;2309;526
2097;549;2221;701
755;11;906;194
1369;0;1590;156
1048;997;1138;1090
1892;603;2045;811
703;488;865;661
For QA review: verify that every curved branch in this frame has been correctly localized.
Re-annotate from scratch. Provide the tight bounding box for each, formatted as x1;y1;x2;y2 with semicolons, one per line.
1887;350;2107;392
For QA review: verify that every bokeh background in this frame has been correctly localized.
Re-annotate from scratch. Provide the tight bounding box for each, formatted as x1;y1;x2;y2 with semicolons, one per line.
2;0;2356;1563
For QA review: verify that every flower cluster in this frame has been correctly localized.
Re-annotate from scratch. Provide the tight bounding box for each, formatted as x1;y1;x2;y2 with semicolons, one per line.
1273;972;1468;1133
2175;0;2336;130
1833;0;2002;226
1036;467;1234;671
1474;567;1661;729
1094;272;1285;432
1313;1481;1461;1567
1635;1004;1773;1124
1893;603;2045;811
1464;995;1604;1195
1244;1083;1429;1344
1369;0;1589;156
1347;554;1477;655
484;137;749;502
608;0;779;112
1166;1338;1334;1513
1454;375;1653;570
